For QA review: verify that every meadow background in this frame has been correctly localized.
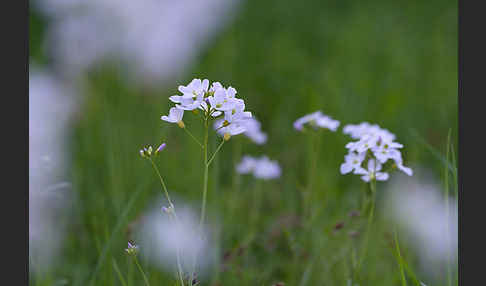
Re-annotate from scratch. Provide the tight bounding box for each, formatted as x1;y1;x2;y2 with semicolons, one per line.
29;0;457;285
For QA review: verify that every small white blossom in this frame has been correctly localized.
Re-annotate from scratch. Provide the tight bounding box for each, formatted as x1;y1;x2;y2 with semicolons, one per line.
354;159;389;182
294;110;340;132
208;86;237;111
236;155;281;180
161;107;184;123
214;116;267;144
340;152;366;174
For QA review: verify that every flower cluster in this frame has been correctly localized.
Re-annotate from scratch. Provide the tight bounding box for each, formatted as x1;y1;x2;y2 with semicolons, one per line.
139;143;166;158
214;116;267;145
340;122;412;182
236;155;281;180
293;110;340;132
162;79;253;139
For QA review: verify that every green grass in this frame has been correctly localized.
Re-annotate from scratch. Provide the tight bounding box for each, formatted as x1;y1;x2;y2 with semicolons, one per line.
30;0;457;285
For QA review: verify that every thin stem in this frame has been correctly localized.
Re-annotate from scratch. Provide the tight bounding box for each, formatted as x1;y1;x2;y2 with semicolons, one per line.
199;120;210;228
193;119;210;282
357;179;376;279
183;127;203;149
149;158;173;207
148;158;185;286
133;256;151;286
394;230;407;286
207;140;225;166
112;259;128;286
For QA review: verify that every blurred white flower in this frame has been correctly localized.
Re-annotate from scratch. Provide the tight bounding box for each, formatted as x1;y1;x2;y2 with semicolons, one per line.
293;110;340;132
29;67;76;272
135;200;218;278
236;155;281;180
383;173;458;277
214;116;267;144
236;156;257;174
34;0;240;84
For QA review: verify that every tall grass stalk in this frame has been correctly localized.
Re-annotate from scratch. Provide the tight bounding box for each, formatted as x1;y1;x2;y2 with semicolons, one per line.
133;255;151;286
394;230;407;286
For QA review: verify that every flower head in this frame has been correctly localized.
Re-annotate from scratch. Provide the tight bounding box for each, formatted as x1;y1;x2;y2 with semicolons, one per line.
161;107;184;127
294;110;340;132
139;146;153;158
155;142;166;154
162;78;254;139
236;155;281;180
125;242;139;256
340;122;412;182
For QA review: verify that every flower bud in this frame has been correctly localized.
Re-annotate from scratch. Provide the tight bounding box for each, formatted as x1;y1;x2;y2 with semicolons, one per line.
223;133;231;141
155;143;166;154
177;121;185;129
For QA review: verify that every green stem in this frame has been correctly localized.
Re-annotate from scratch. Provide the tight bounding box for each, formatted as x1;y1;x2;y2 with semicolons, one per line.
133;256;151;286
183;126;204;149
193;119;210;282
149;158;173;207
394;230;407;286
357;179;376;279
207;139;225;166
148;158;185;286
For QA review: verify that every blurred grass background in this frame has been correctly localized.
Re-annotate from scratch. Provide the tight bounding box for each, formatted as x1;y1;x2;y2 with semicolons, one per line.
30;0;457;285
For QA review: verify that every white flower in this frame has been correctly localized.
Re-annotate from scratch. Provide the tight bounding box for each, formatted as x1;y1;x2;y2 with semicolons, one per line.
170;78;209;111
161;107;184;123
214;117;267;144
343;122;395;141
293;110;340;131
236;155;281;180
355;159;389;182
253;156;281;180
340;152;366;174
208;86;237;111
236;156;257;174
242;117;267;145
340;121;413;181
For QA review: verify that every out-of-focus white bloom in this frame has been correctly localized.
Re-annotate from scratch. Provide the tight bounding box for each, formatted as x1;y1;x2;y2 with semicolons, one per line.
341;122;412;181
241;117;267;144
236;156;257;174
354;159;389;182
136;201;217;279
161;107;184;124
34;0;240;84
236;155;281;180
29;67;76;272
343;122;396;141
293;110;340;132
383;173;458;279
214;116;267;144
